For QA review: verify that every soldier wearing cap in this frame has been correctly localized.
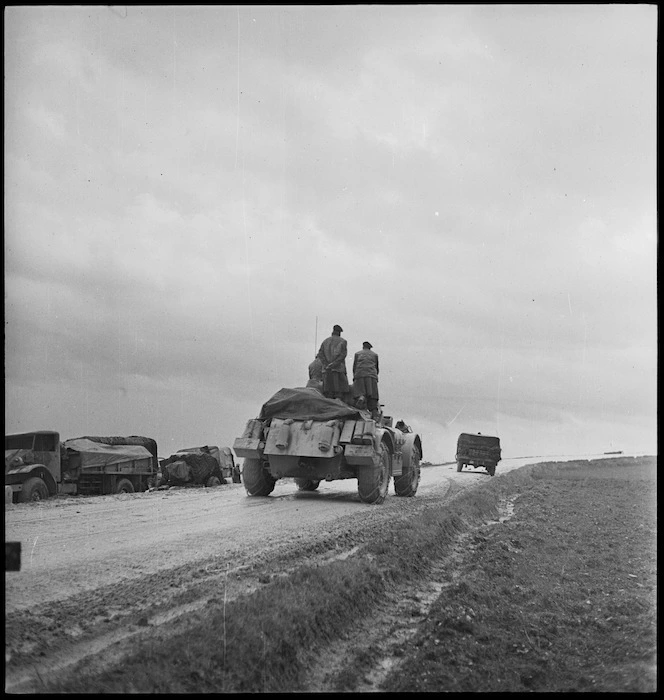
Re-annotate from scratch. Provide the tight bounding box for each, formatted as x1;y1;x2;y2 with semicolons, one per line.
316;324;351;401
353;341;380;419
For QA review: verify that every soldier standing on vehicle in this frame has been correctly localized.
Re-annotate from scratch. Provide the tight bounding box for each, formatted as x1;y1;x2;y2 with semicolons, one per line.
306;356;324;391
353;341;380;420
317;324;351;401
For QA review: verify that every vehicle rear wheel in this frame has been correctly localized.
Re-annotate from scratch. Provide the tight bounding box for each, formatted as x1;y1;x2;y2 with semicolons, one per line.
394;444;421;497
243;458;276;497
358;442;391;505
116;478;135;494
456;460;463;472
19;477;49;503
294;478;320;491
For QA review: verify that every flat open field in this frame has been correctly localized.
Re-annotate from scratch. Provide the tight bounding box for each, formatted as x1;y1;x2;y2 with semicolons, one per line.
4;455;656;692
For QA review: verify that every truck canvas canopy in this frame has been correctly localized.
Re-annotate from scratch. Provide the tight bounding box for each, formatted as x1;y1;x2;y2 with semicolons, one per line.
80;435;158;463
457;433;501;450
63;439;153;470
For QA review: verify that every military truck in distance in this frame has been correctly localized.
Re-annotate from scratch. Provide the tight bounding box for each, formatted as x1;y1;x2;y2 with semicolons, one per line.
455;432;501;476
233;387;423;505
5;431;158;502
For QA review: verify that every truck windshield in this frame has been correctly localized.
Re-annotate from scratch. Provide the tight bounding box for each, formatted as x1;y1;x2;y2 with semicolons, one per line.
5;432;59;451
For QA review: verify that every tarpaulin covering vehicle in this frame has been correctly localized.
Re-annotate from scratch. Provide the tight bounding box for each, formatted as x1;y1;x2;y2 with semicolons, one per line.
158;445;241;487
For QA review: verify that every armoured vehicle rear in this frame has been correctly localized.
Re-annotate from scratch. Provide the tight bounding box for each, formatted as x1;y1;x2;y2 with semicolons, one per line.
233;387;422;504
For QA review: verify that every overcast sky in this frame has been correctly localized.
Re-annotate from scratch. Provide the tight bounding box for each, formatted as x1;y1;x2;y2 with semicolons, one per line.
4;5;657;461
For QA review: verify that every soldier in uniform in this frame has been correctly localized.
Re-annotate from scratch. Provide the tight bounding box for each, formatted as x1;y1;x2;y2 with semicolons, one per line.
353;341;380;420
306;356;324;391
316;324;350;401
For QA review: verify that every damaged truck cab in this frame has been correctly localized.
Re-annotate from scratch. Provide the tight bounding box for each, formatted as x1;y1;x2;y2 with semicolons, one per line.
233;387;422;504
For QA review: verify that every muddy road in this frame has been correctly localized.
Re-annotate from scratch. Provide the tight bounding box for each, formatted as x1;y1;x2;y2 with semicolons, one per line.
5;455;583;613
4;453;612;692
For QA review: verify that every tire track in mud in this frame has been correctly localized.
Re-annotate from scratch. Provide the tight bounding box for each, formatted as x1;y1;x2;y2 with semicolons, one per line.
301;498;517;692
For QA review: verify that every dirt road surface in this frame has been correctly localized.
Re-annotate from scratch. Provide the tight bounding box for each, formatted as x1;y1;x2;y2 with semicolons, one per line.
5;454;602;613
3;452;625;692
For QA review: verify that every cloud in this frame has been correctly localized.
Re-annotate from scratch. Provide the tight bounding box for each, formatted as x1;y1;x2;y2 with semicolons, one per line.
25;106;66;140
4;6;657;458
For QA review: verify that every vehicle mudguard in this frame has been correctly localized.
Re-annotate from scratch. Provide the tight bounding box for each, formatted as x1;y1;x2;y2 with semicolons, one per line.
375;428;396;455
401;433;423;467
5;465;58;495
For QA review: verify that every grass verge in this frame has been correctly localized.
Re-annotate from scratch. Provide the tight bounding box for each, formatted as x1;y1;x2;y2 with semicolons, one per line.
382;456;657;692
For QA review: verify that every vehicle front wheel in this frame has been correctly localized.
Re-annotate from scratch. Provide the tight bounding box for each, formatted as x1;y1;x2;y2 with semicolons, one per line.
456;460;463;472
294;478;320;491
116;478;135;494
19;477;49;503
394;444;421;497
358;442;391;504
243;458;276;497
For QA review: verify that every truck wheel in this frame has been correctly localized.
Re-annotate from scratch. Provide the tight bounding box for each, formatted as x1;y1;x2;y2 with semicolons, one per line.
456;460;463;472
394;445;421;497
116;478;135;494
243;458;276;497
358;442;391;505
19;477;49;503
294;478;320;491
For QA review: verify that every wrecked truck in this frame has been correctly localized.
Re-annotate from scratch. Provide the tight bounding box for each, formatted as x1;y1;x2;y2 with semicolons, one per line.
233;387;423;504
158;445;241;487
